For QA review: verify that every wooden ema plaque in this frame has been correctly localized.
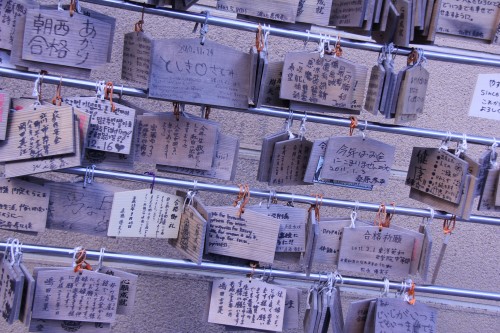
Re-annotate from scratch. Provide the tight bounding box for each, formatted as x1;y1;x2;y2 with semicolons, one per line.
99;266;138;316
313;219;351;265
330;0;369;27
216;0;300;23
364;64;386;115
108;189;183;239
344;298;375;333
19;263;35;326
29;319;111;332
393;0;412;47
269;137;313;186
62;97;136;155
406;147;468;204
0;177;50;233
296;0;333;25
437;0;499;41
4;115;85;177
320;136;396;187
122;31;152;87
338;226;415;278
395;65;430;124
157;133;239;181
281;52;357;109
32;269;120;323
208;278;286;331
0;104;74;162
257;61;289;108
246;204;308;252
135;113;218;171
257;131;289;182
169;205;207;264
22;9;111;69
375;298;437;332
149;38;250;109
0;258;24;324
47;182;124;237
206;206;280;263
478;168;500;212
0;0;38;51
0;91;10;140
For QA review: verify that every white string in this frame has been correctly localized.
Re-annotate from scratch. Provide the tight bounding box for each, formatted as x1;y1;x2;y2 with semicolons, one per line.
491;138;498;169
32;74;41;105
350;201;359;228
71;246;83;269
263;24;271;52
299;114;307;140
380;277;390;297
57;0;63;10
95;81;106;100
97;247;105;272
303;30;310;50
439;131;452;150
455;133;468;156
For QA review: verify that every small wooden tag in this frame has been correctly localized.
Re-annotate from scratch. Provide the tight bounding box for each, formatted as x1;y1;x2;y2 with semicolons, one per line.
364;64;386;115
406;147;468;204
157;133;239;181
0;258;24;324
313;219;351;265
19;263;36;326
303;287;318;333
281;52;357;109
269;137;313;186
257;61;289;108
338;226;415;278
4;115;84;177
254;50;268;107
304;137;328;183
330;0;369;27
378;60;397;116
283;287;300;329
62;97;136;155
478;168;500;212
363;300;376;333
0;177;50;233
47;182;123;237
216;0;299;22
329;286;344;333
22;9;111;69
302;210;319;275
135;113;219;171
257;131;288;182
169;205;207;264
0;0;38;51
375;298;437;332
99;266;138;316
206;206;280;263
108;188;182;238
248;47;258;105
208;278;286;331
32;269;120;323
246;204;308;252
321;136;395;187
0;105;74;162
344;298;375;333
0;91;10;140
296;0;333;25
418;225;433;281
395;65;429;124
122;31;152;87
0;49;18;69
149;38;250;109
29;319;111;332
393;0;412;46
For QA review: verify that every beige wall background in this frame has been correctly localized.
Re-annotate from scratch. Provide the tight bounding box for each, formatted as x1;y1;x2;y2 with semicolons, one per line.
0;0;499;332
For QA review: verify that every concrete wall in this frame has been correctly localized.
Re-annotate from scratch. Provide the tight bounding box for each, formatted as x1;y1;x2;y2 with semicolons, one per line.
0;1;499;332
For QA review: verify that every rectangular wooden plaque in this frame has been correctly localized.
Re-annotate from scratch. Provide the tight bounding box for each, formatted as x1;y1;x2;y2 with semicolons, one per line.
99;266;138;316
0;0;38;51
170;205;207;264
216;0;300;23
313;219;351;265
122;31;152;87
0;90;10;140
269;137;313;186
375;298;437;333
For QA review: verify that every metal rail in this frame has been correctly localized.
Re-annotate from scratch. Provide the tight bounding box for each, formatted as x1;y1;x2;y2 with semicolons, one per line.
2;242;498;301
0;67;497;146
59;167;500;226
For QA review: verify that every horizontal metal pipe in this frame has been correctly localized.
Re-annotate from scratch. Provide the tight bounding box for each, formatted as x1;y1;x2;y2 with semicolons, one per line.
2;243;498;301
80;0;500;67
0;67;497;146
59;167;500;226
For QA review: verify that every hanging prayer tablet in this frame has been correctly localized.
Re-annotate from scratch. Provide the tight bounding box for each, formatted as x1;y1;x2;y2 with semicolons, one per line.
31;269;120;323
135;113;219;171
374;298;437;332
302;210;319;275
393;0;412;47
364;63;386;115
303;287;319;333
406;147;468;204
157;133;239;181
0;90;10;140
208;278;287;331
206;206;280;263
247;204;308;252
22;9;112;69
304;137;329;183
313;218;351;265
321;136;395;187
47;182;124;237
478;168;500;212
282;287;300;330
99;266;138;316
257;62;289;108
29;319;111;332
149;38;250;109
169;205;207;264
0;104;75;162
254;50;268;107
418;225;433;281
269;137;313;186
248;46;258;105
122;31;152;87
19;263;35;326
0;177;50;233
0;257;24;324
363;299;377;333
338;226;415;278
257;131;289;182
216;0;300;23
394;65;429;123
108;189;183;238
329;0;369;27
0;0;39;51
296;0;333;25
344;298;375;333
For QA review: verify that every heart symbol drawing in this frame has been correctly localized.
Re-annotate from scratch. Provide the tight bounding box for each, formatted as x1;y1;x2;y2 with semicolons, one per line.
115;144;125;152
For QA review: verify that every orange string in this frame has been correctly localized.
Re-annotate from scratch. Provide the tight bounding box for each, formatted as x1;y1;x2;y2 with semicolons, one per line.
204;106;211;119
238;185;250;217
308;194;323;221
69;0;76;17
407;282;416;305
443;215;456;235
407;48;418;66
173;102;181;121
349;116;358;136
104;81;116;112
335;36;342;57
375;203;387;231
52;77;63;106
256;24;264;52
73;249;93;273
